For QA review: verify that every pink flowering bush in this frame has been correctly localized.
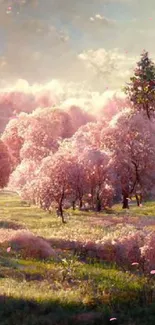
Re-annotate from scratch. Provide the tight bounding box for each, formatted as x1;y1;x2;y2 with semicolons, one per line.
115;232;144;267
9;231;57;259
77;231;148;270
140;233;155;272
96;240;118;262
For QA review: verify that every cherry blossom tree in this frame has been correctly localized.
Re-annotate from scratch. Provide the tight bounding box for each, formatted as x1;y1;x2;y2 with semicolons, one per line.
58;145;88;209
2;107;74;165
68;121;103;154
0;140;12;189
8;159;39;194
78;147;113;211
101;95;131;122
101;109;155;208
37;152;75;223
20;108;74;162
1;118;24;168
66;105;95;133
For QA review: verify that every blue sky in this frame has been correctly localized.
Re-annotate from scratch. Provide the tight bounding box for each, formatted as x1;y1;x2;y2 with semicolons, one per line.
0;0;154;90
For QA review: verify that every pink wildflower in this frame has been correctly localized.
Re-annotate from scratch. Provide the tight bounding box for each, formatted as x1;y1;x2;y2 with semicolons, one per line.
7;247;11;252
110;318;117;321
150;270;155;275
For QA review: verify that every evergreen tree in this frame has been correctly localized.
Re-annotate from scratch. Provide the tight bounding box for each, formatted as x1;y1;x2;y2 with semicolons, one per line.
124;50;155;119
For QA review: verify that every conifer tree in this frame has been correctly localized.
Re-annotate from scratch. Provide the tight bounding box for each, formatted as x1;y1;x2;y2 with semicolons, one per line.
125;50;155;119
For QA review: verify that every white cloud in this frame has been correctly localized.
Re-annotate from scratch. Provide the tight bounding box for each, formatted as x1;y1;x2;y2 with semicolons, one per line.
0;0;154;88
89;14;115;27
79;48;139;88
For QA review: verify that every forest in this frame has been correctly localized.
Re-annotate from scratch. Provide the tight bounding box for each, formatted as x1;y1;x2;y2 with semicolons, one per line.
0;50;155;325
0;50;155;221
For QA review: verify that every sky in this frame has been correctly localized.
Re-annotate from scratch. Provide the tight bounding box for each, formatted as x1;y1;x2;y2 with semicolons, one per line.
0;0;155;95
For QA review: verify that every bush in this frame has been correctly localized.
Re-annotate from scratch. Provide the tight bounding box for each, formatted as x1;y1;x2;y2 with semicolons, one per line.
140;233;155;272
9;231;57;259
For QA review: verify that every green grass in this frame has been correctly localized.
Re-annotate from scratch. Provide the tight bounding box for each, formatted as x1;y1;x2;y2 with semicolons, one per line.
0;192;155;324
113;200;155;217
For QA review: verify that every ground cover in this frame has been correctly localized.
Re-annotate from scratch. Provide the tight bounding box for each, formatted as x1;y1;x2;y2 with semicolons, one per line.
0;192;155;324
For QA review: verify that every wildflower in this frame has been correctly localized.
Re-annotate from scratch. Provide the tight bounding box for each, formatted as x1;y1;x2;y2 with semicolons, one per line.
150;270;155;275
7;247;11;252
110;317;117;321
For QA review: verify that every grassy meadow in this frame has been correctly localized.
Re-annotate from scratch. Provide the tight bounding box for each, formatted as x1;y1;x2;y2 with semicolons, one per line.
0;191;155;324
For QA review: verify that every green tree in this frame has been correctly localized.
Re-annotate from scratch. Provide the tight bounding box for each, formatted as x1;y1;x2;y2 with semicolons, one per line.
124;50;155;119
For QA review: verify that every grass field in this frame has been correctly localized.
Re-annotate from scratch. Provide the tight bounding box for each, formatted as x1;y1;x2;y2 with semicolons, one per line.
0;191;155;324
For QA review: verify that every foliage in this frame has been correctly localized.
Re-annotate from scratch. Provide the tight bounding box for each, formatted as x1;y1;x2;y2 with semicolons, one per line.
2;50;155;214
125;50;155;119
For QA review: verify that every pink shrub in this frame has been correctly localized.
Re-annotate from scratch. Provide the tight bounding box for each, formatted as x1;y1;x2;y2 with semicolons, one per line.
116;233;143;265
96;241;118;262
9;231;57;259
92;232;145;268
140;233;155;271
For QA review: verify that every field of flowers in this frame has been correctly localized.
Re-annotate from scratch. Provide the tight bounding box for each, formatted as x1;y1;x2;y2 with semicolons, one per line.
1;191;155;324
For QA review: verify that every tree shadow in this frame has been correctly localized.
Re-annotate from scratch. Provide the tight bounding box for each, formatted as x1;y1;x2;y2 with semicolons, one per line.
0;220;24;230
0;294;108;325
0;293;154;325
43;237;86;252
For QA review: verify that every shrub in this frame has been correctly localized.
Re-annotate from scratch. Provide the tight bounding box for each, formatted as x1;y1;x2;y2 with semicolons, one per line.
9;231;57;259
140;232;155;272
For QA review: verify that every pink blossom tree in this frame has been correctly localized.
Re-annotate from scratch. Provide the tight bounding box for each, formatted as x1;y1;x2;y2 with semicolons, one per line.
0;140;12;189
101;109;155;208
8;159;39;194
20;108;74;162
58;144;88;209
1;118;24;168
78;147;113;211
66;105;95;133
101;95;131;122
37;152;75;223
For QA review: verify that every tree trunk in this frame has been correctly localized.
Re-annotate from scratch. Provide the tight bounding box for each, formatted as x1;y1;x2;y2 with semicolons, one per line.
72;200;76;210
91;187;94;210
145;103;151;120
59;204;65;223
139;193;142;204
122;193;129;209
96;193;102;212
135;194;140;206
79;198;83;209
96;200;101;212
58;190;66;224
